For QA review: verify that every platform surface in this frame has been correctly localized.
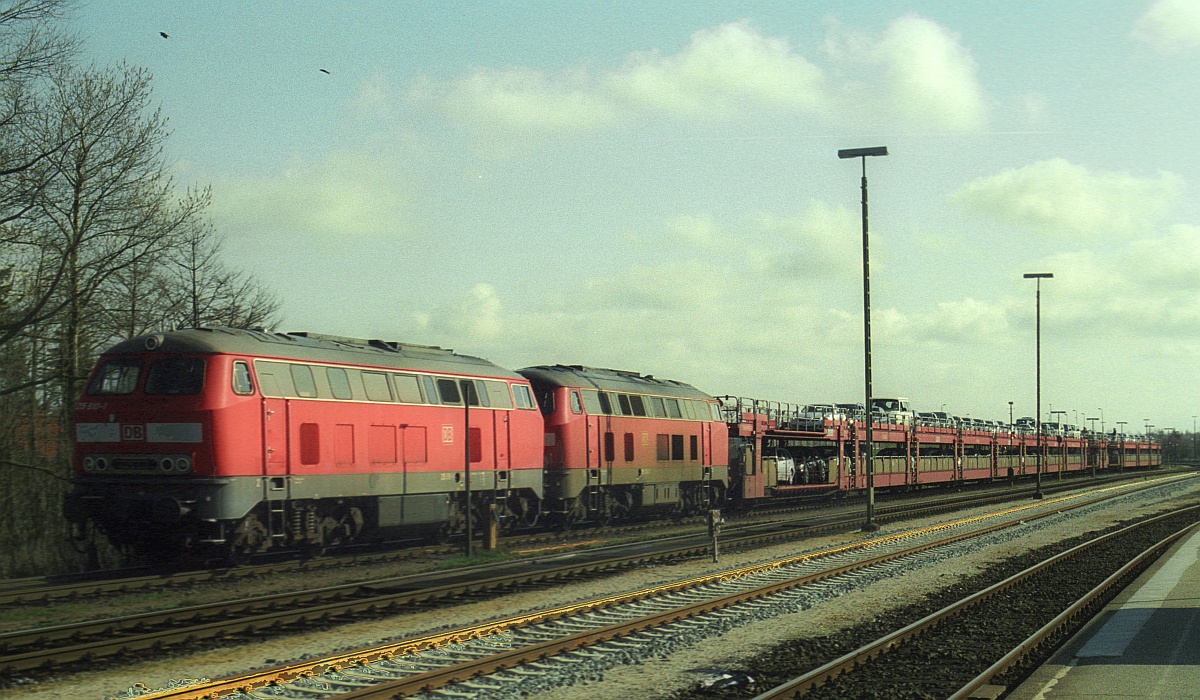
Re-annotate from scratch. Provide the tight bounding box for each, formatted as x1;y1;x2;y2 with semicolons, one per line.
1007;523;1200;699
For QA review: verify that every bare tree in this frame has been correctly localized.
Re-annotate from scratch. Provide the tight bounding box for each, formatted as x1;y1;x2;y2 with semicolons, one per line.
99;187;281;335
27;63;207;422
0;0;77;345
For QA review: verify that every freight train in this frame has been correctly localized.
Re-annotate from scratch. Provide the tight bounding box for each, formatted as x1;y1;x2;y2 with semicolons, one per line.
64;327;1161;558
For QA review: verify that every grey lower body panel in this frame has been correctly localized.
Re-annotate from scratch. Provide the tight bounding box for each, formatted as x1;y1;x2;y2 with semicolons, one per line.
546;464;730;503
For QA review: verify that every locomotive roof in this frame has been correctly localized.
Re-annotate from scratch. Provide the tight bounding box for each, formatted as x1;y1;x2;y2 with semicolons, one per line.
102;327;522;379
517;365;712;400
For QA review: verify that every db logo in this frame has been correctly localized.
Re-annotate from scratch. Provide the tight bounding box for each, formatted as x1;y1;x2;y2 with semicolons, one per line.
121;424;145;441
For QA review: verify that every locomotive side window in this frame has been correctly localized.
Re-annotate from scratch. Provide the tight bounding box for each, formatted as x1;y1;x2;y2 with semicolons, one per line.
671;434;685;461
617;394;632;415
682;401;696;420
392;373;423;403
363;371;393;401
463;380;484;406
581;389;602;414
648;397;666;418
512;384;535;410
624;433;634;461
327;367;353;400
87;359;142;395
690;435;699;460
656;434;670;461
629;395;647;416
665;398;683;419
290;364;318;398
422;375;439;404
484;380;513;409
437;377;462;404
570;391;583;414
254;361;292;397
145;357;206;395
597;391;613;414
232;361;254;395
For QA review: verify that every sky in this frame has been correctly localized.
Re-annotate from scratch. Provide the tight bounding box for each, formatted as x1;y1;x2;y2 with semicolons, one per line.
75;1;1200;433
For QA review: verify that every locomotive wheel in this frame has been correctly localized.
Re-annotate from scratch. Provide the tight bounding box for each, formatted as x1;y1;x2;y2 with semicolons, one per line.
318;516;347;550
510;494;539;528
611;490;634;521
229;514;270;558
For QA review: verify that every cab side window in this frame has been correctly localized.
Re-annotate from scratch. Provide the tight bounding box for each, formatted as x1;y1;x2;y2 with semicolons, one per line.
232;360;254;395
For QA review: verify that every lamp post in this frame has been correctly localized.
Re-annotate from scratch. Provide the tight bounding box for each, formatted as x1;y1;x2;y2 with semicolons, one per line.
462;380;474;558
1193;415;1197;462
1087;416;1099;477
1098;407;1104;433
839;145;888;532
1023;272;1052;498
1009;401;1014;429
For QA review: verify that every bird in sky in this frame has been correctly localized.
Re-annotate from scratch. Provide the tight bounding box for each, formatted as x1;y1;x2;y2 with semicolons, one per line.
159;31;169;39
319;68;330;75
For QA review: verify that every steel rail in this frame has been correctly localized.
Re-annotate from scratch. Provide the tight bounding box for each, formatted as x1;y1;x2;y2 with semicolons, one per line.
748;506;1200;700
127;477;1193;700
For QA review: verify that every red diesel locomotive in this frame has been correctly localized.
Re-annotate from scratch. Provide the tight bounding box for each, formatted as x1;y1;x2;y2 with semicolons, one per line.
66;328;546;555
518;365;729;523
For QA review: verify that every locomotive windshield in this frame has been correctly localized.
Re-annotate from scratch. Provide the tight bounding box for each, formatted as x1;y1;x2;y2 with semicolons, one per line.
87;358;142;395
145;357;206;395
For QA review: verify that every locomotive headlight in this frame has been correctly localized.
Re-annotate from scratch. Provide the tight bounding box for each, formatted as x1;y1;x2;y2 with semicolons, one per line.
160;457;175;473
94;457;109;471
174;457;192;474
83;457;95;472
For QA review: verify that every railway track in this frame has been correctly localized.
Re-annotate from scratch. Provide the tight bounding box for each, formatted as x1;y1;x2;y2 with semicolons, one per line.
40;473;1193;700
749;507;1199;700
0;476;1155;680
0;471;1146;609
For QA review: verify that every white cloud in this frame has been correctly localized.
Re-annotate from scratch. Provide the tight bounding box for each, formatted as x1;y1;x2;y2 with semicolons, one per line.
664;213;729;251
405;208;868;394
609;21;829;117
875;15;987;131
442;67;619;131
952;159;1182;237
1020;230;1200;343
880;298;1011;346
747;204;861;279
350;71;394;119
420;283;505;342
210;150;412;239
1134;0;1200;53
429;17;989;139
